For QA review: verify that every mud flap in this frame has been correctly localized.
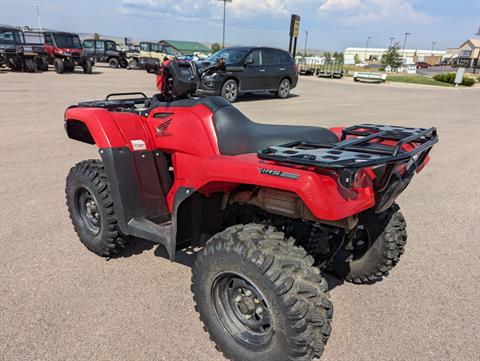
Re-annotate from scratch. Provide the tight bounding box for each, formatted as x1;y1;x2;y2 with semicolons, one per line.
99;147;175;258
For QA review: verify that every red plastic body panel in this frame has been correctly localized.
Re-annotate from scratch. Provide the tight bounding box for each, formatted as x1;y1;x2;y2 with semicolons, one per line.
169;153;375;221
65;104;381;221
44;44;84;58
66;107;154;151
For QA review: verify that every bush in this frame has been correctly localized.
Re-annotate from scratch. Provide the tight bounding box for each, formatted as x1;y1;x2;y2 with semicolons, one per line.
433;72;475;87
462;77;475;87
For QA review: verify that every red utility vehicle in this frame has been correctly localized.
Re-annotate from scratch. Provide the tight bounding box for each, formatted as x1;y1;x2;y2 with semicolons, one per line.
64;60;438;361
42;30;92;74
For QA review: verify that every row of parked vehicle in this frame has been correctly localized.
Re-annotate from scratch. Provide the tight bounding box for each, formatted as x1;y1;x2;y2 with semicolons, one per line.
0;25;180;74
0;25;92;73
1;25;300;103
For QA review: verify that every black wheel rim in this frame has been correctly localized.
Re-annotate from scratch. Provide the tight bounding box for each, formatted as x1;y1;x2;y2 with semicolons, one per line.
75;187;101;236
211;272;273;349
224;82;237;102
351;223;371;260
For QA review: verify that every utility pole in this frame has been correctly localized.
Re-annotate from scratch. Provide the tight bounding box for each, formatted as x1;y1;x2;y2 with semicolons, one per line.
218;0;232;48
364;36;371;62
303;30;308;57
474;26;480;73
389;37;394;48
36;4;43;30
401;32;410;62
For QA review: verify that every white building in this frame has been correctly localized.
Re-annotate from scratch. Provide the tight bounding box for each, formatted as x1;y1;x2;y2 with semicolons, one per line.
344;47;446;64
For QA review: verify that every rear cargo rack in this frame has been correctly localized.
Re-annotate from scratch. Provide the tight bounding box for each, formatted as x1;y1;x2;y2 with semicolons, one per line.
258;124;438;169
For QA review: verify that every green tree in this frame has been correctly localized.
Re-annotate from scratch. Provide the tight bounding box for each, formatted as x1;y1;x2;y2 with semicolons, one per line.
354;53;361;64
323;51;332;62
211;43;221;52
381;43;403;68
93;32;100;40
332;51;344;63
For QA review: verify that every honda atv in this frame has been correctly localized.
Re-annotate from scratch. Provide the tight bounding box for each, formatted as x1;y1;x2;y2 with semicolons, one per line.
64;59;438;361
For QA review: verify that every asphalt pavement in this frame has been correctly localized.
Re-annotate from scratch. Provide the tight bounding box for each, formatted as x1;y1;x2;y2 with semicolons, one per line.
1;66;479;361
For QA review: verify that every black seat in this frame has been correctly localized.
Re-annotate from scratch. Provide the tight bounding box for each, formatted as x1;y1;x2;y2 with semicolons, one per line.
213;105;339;156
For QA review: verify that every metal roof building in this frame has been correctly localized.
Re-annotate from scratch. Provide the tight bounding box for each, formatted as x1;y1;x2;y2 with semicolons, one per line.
162;40;212;56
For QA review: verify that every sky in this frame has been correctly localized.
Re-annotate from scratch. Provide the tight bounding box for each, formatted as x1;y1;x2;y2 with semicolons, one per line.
1;0;479;51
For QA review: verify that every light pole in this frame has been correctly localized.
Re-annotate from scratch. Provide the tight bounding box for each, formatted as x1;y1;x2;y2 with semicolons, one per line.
364;36;371;62
401;32;410;62
431;41;436;55
36;4;42;30
304;30;308;58
389;37;394;48
218;0;232;49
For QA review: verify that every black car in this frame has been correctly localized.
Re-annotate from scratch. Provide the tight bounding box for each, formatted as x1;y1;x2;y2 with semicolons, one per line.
197;47;298;102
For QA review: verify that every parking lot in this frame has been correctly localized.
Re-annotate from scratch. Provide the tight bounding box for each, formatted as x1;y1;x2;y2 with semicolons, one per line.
1;66;479;361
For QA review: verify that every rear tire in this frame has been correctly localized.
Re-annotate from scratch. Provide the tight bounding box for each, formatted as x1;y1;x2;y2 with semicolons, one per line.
82;58;92;74
221;79;239;103
109;57;119;68
54;58;64;74
276;78;291;99
119;58;128;68
24;58;36;72
331;204;407;284
192;224;332;361
66;160;129;257
38;56;49;71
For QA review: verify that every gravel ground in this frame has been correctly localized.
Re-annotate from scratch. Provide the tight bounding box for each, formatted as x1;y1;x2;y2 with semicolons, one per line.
1;66;479;361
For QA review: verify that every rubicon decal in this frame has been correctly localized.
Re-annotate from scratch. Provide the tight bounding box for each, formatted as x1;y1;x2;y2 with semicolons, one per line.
156;119;173;136
259;168;299;180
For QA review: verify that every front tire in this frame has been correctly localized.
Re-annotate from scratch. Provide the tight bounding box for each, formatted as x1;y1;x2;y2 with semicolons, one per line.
109;57;119;68
54;58;64;74
332;204;407;284
192;224;332;361
221;79;239;103
66;160;129;257
127;58;138;69
276;78;291;99
82;58;92;74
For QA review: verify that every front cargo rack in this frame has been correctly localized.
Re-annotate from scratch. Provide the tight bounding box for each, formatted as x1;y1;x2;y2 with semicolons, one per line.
258;124;438;169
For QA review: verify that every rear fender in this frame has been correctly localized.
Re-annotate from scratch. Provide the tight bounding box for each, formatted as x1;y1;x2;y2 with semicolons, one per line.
168;152;376;222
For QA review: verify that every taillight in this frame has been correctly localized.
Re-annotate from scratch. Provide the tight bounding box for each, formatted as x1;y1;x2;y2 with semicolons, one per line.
338;168;374;189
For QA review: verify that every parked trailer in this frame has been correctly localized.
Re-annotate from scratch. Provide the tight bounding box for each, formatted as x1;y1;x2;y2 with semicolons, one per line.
353;71;387;83
314;60;344;78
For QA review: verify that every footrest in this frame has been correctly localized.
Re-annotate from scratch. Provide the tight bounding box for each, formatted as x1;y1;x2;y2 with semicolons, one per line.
127;218;174;259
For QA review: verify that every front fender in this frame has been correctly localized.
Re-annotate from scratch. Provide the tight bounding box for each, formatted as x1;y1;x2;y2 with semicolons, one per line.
64;107;153;151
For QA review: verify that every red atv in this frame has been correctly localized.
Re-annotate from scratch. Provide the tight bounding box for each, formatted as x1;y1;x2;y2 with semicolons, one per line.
64;60;438;361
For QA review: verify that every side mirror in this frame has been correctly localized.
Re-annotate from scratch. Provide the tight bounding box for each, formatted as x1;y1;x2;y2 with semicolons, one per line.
244;58;254;66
